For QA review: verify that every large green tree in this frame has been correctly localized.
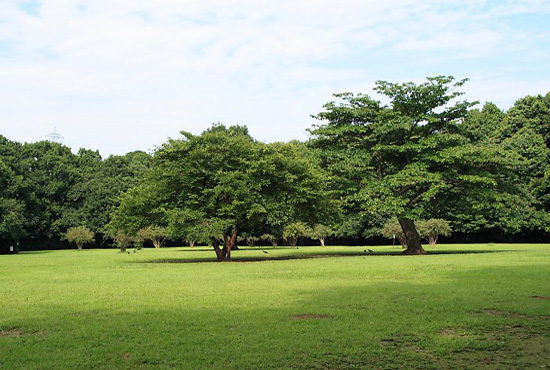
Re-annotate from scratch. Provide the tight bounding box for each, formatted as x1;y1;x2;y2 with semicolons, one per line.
310;76;518;254
112;124;333;261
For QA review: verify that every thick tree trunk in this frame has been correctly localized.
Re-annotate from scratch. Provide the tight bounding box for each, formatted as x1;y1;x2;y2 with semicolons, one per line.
212;239;226;261
214;227;239;262
398;218;426;255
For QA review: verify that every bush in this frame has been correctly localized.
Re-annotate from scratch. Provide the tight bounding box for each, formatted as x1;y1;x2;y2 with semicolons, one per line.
381;218;406;248
283;222;311;248
311;224;333;247
111;231;133;252
137;225;168;249
64;226;94;251
417;219;452;246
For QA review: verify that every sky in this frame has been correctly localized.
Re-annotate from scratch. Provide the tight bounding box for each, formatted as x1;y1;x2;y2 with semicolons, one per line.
1;0;549;157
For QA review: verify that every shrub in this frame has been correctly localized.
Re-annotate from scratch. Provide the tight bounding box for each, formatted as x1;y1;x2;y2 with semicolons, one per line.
381;218;406;248
283;222;311;248
417;219;452;246
311;224;333;247
64;226;94;251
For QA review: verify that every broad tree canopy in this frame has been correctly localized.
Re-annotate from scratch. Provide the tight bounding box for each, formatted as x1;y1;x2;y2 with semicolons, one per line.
112;124;333;261
310;76;519;254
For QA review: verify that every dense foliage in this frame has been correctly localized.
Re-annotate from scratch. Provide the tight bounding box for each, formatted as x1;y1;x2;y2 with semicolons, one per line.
0;138;151;252
1;78;549;253
109;125;334;260
309;77;546;253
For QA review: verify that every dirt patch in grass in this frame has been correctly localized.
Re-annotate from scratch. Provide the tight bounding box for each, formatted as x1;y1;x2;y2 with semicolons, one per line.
483;309;530;319
0;328;45;338
0;329;24;338
289;313;331;320
531;295;550;300
380;333;421;346
483;309;550;320
439;329;475;338
446;332;550;368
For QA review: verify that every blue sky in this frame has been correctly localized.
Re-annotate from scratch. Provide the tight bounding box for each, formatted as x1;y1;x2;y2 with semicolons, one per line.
1;0;549;156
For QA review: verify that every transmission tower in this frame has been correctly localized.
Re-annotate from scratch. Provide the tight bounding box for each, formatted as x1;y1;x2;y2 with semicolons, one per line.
46;126;64;144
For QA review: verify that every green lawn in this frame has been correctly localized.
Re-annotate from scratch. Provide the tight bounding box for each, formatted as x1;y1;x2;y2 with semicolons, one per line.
1;244;549;369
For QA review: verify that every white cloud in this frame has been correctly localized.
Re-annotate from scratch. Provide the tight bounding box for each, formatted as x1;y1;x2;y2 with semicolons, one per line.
0;0;549;155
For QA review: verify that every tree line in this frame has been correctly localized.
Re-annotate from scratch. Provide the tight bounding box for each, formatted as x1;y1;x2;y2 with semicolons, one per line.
1;76;549;256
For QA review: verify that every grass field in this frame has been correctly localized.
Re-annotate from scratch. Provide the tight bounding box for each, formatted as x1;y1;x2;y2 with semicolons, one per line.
1;244;549;369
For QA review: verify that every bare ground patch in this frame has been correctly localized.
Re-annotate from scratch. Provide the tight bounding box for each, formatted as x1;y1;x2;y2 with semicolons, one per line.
289;313;331;320
0;329;24;338
0;327;45;338
483;308;550;320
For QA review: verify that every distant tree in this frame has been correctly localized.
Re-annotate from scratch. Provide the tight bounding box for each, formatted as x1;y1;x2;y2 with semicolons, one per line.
137;225;169;249
0;139;29;251
261;233;280;247
283;222;311;248
381;218;407;248
110;230;133;253
416;219;452;246
0;198;27;247
505;93;550;148
462;102;505;143
242;234;259;247
311;224;333;247
64;226;94;250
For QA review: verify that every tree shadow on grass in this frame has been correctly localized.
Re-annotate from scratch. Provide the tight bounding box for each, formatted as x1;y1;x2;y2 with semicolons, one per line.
140;249;510;264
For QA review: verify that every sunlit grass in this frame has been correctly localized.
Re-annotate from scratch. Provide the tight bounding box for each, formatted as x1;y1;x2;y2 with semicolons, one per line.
1;244;549;368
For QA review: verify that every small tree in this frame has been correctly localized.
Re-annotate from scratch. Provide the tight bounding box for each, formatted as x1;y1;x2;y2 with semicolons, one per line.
242;234;259;247
261;233;280;247
185;237;196;248
283;222;310;248
311;224;333;247
64;226;94;251
381;218;407;248
137;225;169;249
417;219;452;246
111;230;133;252
132;234;144;250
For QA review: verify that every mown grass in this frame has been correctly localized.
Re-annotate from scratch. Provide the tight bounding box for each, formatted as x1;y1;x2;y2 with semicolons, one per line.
1;244;549;369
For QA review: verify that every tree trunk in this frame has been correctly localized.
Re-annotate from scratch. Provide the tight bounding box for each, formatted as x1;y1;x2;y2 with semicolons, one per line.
398;218;426;255
429;236;437;246
271;240;278;247
189;240;195;248
218;227;239;261
212;239;226;261
290;238;297;248
319;238;325;247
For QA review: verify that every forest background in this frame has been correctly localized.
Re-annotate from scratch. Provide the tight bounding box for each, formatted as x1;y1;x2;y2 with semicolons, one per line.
1;81;549;252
